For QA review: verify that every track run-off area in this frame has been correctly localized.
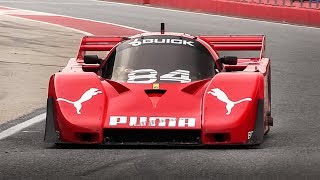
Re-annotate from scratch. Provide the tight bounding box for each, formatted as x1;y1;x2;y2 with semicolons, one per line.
0;0;320;179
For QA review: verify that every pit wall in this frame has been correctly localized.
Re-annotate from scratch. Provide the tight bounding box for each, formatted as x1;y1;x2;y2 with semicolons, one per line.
112;0;320;27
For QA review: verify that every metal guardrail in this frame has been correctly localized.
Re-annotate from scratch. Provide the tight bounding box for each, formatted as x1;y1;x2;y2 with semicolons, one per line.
235;0;319;9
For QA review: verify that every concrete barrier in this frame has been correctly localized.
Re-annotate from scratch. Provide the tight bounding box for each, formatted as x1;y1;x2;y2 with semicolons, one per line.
111;0;320;27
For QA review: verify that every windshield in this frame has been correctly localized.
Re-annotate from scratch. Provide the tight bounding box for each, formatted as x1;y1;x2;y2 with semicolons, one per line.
102;35;215;83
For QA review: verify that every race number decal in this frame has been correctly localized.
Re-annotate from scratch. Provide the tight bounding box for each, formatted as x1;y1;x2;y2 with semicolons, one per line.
127;69;191;83
127;69;157;83
160;69;191;83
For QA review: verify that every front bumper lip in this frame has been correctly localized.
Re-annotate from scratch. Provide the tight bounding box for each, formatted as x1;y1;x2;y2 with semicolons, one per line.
52;141;258;148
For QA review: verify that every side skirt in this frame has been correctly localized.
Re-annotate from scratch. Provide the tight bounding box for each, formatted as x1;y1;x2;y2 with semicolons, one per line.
247;99;264;145
44;97;59;143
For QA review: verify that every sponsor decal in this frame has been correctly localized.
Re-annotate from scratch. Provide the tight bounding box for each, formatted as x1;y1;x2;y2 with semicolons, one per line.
109;116;196;127
152;83;160;89
248;131;254;140
127;69;191;83
207;88;252;115
128;38;194;47
57;88;102;114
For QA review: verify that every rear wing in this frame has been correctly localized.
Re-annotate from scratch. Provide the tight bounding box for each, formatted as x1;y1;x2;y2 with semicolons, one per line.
76;36;126;62
198;35;265;59
75;35;265;61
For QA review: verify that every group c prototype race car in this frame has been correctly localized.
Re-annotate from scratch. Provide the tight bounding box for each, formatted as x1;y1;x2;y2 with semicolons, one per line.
45;24;273;146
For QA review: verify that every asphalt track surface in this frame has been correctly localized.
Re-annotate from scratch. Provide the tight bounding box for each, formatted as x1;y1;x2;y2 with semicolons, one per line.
1;0;320;179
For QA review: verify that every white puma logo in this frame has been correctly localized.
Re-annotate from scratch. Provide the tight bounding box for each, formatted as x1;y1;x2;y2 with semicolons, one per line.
57;88;102;114
208;88;252;115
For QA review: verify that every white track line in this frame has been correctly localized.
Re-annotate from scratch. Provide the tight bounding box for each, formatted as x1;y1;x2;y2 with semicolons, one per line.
6;15;94;35
0;113;46;140
0;5;147;33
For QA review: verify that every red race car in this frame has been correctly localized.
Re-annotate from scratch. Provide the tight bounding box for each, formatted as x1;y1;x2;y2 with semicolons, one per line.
45;25;273;146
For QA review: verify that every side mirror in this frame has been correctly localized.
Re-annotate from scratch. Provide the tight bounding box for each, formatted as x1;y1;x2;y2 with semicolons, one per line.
84;55;102;64
218;56;238;66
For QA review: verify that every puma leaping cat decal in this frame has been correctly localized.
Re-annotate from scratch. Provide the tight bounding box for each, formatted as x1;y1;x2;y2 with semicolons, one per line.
57;88;102;114
208;88;252;115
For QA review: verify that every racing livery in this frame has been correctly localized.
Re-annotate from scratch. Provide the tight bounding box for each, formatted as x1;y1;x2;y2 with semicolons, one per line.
45;27;273;146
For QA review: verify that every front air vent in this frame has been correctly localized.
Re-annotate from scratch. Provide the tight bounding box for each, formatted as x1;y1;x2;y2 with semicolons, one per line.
104;129;201;145
144;89;166;107
144;89;166;96
181;79;210;95
212;133;231;143
75;132;99;143
106;80;130;94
